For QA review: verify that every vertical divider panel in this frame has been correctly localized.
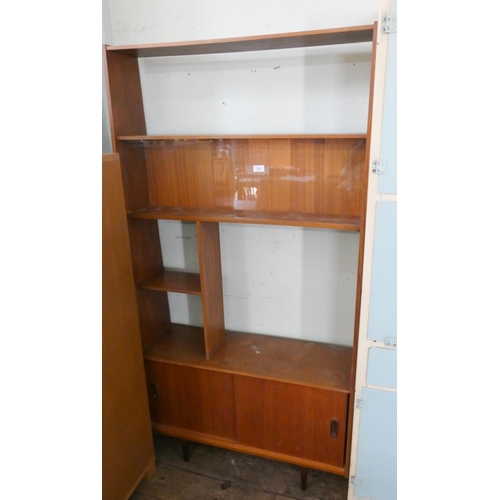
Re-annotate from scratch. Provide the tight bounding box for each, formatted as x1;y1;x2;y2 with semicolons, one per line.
128;218;171;349
103;48;147;149
196;221;225;359
105;47;171;350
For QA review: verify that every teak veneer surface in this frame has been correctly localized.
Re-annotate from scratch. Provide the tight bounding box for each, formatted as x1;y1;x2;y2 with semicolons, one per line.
196;221;226;358
122;138;365;223
144;324;352;392
234;376;348;467
139;269;201;295
119;134;366;140
145;362;237;441
129;206;360;230
106;25;374;57
102;154;155;500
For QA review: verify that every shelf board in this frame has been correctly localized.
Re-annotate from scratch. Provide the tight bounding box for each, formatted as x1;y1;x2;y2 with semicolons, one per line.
106;25;374;58
118;134;367;141
145;324;352;392
129;206;360;231
138;269;201;295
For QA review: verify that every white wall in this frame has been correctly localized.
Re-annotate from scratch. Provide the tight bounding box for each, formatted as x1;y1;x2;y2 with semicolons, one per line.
105;0;379;345
102;0;113;153
108;0;378;45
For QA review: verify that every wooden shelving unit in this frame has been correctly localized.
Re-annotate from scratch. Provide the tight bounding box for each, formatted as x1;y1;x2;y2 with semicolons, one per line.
104;23;377;485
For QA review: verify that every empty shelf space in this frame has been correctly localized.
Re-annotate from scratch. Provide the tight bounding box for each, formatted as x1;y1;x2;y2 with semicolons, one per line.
139;269;201;295
144;323;352;392
129;206;361;231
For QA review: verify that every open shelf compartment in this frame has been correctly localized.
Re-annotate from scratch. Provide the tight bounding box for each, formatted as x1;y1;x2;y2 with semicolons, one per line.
145;323;352;393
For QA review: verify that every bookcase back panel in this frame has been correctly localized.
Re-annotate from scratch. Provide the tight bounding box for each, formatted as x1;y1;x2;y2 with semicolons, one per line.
140;138;365;217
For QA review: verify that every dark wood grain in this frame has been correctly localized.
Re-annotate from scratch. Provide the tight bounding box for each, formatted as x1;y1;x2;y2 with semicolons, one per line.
130;206;361;230
197;222;226;358
145;362;237;441
119;134;366;140
103;48;146;151
144;324;352;392
106;25;374;58
131;138;366;222
102;153;155;500
139;269;202;295
116;142;151;213
135;288;171;350
126;218;164;284
126;218;171;348
234;376;348;467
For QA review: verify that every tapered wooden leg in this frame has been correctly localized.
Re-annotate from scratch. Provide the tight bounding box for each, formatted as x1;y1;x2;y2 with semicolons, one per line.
300;467;308;491
181;440;190;462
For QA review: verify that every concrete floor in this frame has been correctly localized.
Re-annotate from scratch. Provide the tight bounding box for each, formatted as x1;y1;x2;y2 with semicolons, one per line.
131;433;348;500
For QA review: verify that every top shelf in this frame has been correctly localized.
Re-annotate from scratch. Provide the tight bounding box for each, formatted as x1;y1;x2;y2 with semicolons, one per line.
106;25;374;58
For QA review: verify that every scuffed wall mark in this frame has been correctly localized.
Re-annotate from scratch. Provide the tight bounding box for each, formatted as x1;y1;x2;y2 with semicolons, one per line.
273;66;281;70
225;293;250;299
279;304;287;320
113;23;151;34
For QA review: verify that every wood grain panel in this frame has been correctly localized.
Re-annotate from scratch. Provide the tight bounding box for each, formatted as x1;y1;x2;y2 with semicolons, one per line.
234;139;290;211
130;206;360;230
126;218;164;284
119;134;366;140
136;288;170;350
197;222;225;358
321;139;366;217
144;324;352;392
116;142;150;213
289;139;325;213
103;48;146;151
212;139;237;208
106;25;374;58
139;269;201;295
135;138;365;222
234;376;348;466
146;141;215;208
125;219;170;348
145;362;237;441
102;153;155;500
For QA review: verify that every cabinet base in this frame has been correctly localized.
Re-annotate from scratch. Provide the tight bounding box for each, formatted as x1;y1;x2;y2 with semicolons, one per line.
152;423;347;477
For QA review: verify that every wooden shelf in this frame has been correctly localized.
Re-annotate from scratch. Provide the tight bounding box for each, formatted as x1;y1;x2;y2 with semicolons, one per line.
129;206;361;231
106;25;374;58
144;323;352;392
139;269;201;295
118;134;367;141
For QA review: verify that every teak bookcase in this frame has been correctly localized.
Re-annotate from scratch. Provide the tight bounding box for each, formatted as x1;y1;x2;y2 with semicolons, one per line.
104;23;377;487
